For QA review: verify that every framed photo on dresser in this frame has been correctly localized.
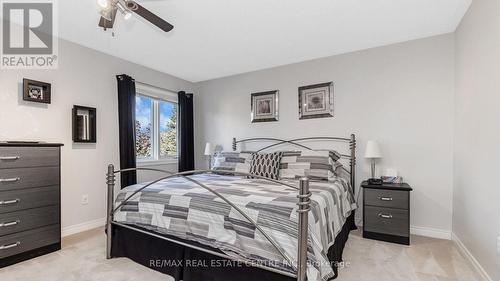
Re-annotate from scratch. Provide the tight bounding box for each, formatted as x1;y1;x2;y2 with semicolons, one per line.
298;82;334;119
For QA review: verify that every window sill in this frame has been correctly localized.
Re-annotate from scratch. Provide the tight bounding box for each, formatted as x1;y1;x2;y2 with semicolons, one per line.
137;159;178;167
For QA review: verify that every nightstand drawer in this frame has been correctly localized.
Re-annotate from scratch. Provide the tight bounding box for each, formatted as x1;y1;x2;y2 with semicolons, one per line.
364;189;408;209
364;206;409;237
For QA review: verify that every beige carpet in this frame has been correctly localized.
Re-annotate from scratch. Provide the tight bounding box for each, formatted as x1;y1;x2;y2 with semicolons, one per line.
0;228;480;281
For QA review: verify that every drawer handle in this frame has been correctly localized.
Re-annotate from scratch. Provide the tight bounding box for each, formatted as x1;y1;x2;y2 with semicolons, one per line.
378;197;393;201
0;199;20;205
0;220;20;227
378;213;393;219
0;177;20;183
0;241;21;250
0;156;20;161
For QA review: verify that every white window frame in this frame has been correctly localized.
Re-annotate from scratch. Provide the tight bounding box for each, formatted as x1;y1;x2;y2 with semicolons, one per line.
136;83;178;166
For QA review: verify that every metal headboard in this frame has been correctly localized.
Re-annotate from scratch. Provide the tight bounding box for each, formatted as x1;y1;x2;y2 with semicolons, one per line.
231;134;357;188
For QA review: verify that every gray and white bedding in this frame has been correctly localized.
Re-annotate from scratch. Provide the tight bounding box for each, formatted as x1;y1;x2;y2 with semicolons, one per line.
114;174;356;281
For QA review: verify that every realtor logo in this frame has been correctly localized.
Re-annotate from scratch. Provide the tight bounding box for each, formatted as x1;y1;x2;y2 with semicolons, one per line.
1;0;58;69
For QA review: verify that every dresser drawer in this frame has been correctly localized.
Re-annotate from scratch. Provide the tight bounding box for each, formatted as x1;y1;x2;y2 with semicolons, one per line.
364;189;409;209
0;205;59;236
364;206;409;237
0;147;59;169
0;225;60;259
0;167;59;191
0;186;59;214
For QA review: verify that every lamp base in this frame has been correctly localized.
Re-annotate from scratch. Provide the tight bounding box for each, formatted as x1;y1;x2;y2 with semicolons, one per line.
368;178;383;185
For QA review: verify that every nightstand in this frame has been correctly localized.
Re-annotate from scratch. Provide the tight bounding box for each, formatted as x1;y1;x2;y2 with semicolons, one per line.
362;181;413;245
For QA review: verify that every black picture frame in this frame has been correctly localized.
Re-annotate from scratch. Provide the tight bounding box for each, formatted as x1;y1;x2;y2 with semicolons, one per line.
72;105;97;143
251;90;279;123
23;79;51;104
298;82;334;120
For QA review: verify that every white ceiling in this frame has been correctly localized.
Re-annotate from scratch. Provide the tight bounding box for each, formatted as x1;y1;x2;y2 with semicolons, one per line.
58;0;471;82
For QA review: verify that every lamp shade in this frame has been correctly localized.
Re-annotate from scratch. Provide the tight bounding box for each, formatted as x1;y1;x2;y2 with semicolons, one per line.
204;142;213;156
364;140;382;159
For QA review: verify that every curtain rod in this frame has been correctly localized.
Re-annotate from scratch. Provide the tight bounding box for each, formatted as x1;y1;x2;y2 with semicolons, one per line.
135;81;178;94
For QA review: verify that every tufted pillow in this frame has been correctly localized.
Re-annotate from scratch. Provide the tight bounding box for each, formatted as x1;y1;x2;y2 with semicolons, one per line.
212;151;253;174
279;150;341;181
249;152;283;180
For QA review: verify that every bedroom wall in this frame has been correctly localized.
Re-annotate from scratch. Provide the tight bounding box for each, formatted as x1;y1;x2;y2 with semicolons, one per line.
0;39;194;235
454;0;500;279
195;34;456;236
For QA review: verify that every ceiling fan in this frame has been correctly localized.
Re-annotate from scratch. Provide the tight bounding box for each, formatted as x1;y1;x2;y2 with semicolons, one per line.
97;0;174;32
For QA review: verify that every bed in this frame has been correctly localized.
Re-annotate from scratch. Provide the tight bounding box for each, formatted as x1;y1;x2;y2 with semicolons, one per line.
105;135;358;281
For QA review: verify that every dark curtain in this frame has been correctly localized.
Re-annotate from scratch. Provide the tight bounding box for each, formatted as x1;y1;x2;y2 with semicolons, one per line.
178;91;194;172
116;74;137;188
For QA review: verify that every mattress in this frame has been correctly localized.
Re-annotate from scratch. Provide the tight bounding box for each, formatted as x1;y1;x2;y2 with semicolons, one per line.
114;174;356;281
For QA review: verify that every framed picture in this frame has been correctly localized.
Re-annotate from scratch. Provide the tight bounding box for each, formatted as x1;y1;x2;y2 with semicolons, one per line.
251;90;279;123
72;105;97;143
298;82;334;119
23;79;51;104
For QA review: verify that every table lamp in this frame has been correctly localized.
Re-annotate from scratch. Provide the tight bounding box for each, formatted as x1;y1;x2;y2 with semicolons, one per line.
365;140;382;185
204;142;214;169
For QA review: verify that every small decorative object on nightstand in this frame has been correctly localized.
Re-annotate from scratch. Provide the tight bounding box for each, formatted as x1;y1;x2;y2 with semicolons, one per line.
204;142;214;169
362;181;413;245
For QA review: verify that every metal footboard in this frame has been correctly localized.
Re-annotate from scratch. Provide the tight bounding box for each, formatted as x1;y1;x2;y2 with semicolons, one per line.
106;166;311;281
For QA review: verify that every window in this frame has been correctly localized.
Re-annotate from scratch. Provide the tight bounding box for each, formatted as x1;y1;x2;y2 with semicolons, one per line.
135;96;153;158
159;100;177;157
135;90;177;162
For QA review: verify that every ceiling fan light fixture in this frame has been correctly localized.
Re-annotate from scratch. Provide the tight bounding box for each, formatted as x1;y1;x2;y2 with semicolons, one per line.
100;9;113;21
97;0;109;9
123;11;132;20
116;1;133;20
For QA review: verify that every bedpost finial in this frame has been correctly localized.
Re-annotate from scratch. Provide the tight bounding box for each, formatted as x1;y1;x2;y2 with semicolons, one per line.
106;164;116;185
232;138;237;151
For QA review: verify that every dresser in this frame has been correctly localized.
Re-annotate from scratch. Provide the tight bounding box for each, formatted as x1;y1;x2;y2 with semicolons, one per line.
362;181;413;245
0;143;63;267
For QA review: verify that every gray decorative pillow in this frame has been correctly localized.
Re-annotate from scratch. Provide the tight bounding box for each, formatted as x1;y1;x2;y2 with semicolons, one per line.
249;152;283;180
212;151;252;174
279;150;341;181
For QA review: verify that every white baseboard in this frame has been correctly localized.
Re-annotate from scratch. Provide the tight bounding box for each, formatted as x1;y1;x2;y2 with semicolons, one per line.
62;217;106;237
410;226;451;240
452;233;493;281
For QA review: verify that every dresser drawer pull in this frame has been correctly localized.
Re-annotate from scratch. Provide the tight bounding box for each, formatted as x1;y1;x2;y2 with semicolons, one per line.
0;220;20;227
0;156;20;161
0;241;21;250
378;197;393;201
378;213;393;219
0;199;20;205
0;177;20;183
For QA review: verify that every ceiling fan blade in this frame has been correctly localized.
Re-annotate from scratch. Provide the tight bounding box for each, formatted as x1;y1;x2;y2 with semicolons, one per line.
127;1;174;32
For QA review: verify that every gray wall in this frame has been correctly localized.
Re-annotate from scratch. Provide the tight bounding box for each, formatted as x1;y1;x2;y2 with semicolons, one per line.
454;0;500;279
0;39;194;232
195;34;456;235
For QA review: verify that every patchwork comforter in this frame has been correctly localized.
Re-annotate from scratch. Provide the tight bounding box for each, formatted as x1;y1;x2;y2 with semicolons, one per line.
114;174;356;281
